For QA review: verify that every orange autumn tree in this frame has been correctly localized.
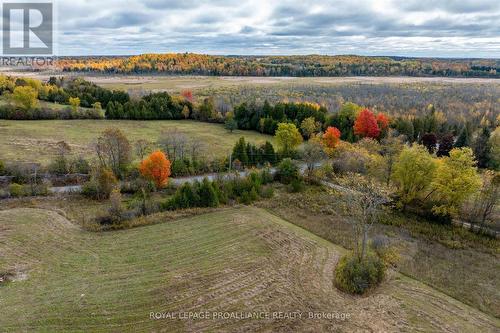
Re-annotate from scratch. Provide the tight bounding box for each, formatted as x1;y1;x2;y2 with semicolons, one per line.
376;112;390;138
323;126;342;149
376;113;389;131
354;108;380;139
139;150;171;189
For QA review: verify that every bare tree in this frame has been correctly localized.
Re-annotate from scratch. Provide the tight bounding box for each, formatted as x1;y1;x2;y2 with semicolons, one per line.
158;130;206;162
158;130;189;161
135;139;152;160
338;174;389;261
301;140;326;178
95;128;131;177
464;171;499;226
380;134;404;186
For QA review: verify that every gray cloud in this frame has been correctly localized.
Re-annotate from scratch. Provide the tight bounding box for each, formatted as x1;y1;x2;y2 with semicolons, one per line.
55;0;500;57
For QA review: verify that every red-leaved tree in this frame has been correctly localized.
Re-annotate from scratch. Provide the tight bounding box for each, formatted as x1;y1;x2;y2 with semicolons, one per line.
139;150;171;189
376;113;390;138
376;113;389;131
354;109;380;139
323;126;341;148
181;90;193;102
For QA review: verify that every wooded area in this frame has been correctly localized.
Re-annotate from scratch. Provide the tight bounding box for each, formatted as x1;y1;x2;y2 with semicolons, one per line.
56;54;500;78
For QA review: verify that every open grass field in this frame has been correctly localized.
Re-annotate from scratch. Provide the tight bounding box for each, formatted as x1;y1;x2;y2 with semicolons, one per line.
1;206;498;332
90;75;500;93
257;187;500;318
0;119;275;164
4;70;499;92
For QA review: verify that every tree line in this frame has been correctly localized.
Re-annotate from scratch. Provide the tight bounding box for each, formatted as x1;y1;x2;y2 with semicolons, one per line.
56;53;500;78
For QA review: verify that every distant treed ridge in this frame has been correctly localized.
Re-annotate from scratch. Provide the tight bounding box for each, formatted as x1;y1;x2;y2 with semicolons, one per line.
56;54;500;78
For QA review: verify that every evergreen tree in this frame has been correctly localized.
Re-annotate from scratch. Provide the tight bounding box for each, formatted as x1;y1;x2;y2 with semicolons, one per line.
261;141;277;165
455;126;470;148
263;100;272;117
224;117;237;132
106;101;116;119
473;127;491;168
172;182;197;208
198;178;219;207
232;137;249;165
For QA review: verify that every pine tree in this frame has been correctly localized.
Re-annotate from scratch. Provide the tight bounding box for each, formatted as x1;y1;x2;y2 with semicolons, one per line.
455;126;470;148
473;127;491;168
232;137;249;165
198;178;219;207
262;141;277;165
106;101;116;119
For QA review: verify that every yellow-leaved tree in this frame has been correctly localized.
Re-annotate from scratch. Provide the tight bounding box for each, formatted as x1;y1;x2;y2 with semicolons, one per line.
12;86;39;110
430;148;482;217
391;144;437;210
275;122;303;157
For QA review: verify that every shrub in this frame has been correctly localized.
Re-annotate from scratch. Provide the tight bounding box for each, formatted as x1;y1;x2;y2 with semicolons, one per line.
171;159;190;176
334;252;385;295
107;189;126;223
49;156;70;175
82;167;118;200
129;190;159;216
34;180;50;196
276;158;299;184
9;183;25;197
0;160;5;175
198;178;219;207
120;179;155;194
166;182;200;210
289;178;305;193
260;186;274;198
239;191;252;205
370;235;400;267
5;163;33;184
259;166;274;184
72;156;91;174
82;180;99;199
166;173;268;210
249;186;258;201
0;188;9;199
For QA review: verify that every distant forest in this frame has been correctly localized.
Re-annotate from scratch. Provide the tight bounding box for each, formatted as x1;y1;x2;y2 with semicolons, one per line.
56;54;500;78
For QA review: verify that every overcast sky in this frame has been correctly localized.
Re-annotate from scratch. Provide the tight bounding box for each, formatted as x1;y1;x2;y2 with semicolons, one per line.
55;0;500;57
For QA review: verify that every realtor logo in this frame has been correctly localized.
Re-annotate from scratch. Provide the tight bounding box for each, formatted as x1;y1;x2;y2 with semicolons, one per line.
2;2;53;55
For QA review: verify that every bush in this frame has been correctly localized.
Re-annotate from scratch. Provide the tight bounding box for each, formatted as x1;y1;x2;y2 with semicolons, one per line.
107;189;127;222
82;167;118;200
49;156;70;175
72;156;91;174
276;158;299;184
166;173;268;210
370;235;400;267
334;253;385;295
198;178;219;207
5;163;34;184
259;166;274;184
0;160;5;175
0;188;9;199
289;178;305;193
9;183;25;197
260;186;274;198
82;180;99;199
